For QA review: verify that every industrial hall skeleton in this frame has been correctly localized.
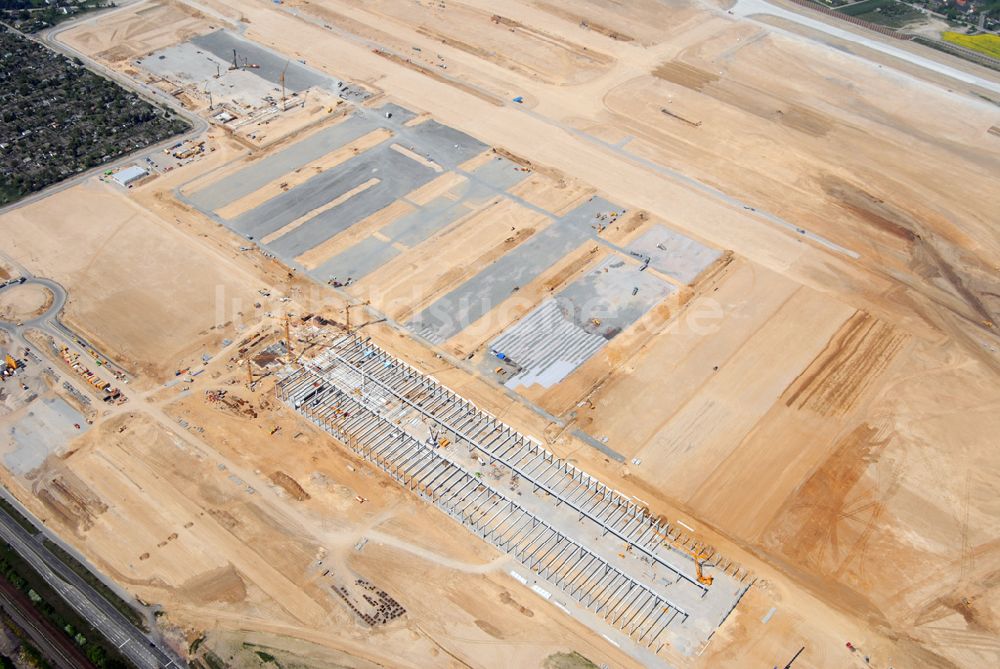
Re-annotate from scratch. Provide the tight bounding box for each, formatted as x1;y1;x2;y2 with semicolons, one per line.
277;334;752;656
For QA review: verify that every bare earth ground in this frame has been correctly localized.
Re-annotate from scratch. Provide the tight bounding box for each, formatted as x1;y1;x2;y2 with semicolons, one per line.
0;177;258;386
0;284;53;322
0;0;997;667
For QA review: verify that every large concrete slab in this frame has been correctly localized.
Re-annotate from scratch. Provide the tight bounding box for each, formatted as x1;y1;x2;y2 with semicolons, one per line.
467;155;529;191
188;114;378;212
138;40;281;109
386;177;497;243
4;397;88;475
491;255;674;389
308;235;401;283
226;141;395;239
191;30;332;93
557;255;676;333
402;119;487;168
409;197;621;343
626;225;722;284
308;176;501;283
264;146;438;259
386;194;475;247
376;102;419;125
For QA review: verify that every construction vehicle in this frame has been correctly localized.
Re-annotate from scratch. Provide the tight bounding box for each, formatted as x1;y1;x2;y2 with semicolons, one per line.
687;547;714;586
4;354;17;371
172;141;205;160
591;318;601;327
653;526;715;587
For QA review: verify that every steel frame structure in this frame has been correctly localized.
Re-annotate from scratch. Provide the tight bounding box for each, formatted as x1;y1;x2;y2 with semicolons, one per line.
277;334;752;655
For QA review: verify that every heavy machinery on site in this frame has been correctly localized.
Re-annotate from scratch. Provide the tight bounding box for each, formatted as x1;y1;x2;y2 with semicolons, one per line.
653;526;715;586
686;547;714;586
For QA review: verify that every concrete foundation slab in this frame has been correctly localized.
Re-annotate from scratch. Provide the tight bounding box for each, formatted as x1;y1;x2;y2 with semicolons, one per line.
308;235;401;283
626;225;721;284
192;30;333;93
409;197;621;343
188;114;377;212
491;255;674;389
468;155;529;191
264;145;438;259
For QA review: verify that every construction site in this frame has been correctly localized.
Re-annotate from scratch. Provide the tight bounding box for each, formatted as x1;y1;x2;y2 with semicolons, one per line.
0;0;997;667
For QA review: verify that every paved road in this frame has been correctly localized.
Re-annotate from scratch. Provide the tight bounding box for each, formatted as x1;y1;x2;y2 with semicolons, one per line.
0;273;69;360
0;262;128;379
0;492;184;668
731;0;1000;95
0;260;185;667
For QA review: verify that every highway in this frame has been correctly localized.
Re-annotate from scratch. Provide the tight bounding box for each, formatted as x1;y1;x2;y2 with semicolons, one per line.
0;488;185;668
0;249;185;668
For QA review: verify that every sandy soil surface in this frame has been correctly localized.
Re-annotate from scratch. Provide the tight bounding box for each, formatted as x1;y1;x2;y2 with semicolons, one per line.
0;369;645;669
0;0;996;667
0;284;53;323
61;0;213;63
0;181;259;385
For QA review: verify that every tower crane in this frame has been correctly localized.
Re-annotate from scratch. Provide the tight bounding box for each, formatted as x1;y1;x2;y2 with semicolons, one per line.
284;314;293;363
345;299;371;332
280;60;289;111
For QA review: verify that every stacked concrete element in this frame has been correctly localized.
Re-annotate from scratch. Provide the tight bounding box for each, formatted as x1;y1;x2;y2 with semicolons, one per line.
278;333;752;659
490;255;675;389
490;298;607;388
332;578;406;627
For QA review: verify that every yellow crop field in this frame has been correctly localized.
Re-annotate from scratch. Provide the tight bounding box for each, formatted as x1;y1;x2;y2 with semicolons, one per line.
942;31;1000;60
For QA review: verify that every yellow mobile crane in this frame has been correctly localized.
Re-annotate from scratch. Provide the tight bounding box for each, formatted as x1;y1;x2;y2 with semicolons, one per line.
654;526;714;586
686;547;714;586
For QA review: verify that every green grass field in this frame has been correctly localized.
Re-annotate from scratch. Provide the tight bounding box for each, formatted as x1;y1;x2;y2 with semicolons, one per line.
837;0;894;16
836;0;925;28
942;32;1000;60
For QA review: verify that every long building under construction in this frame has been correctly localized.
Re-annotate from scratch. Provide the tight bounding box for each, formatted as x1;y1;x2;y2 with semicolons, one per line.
277;333;753;661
